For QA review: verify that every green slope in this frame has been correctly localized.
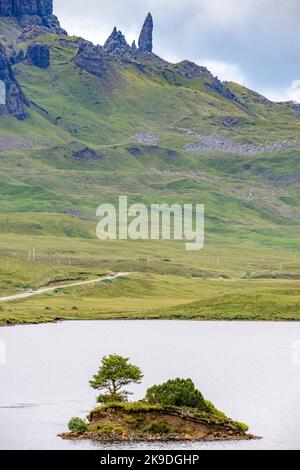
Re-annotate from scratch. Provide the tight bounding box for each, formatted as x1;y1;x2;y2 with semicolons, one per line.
0;27;299;322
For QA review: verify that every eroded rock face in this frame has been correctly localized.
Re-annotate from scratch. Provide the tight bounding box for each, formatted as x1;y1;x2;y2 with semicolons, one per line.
0;43;29;119
0;0;53;17
207;76;236;101
138;13;153;52
26;43;50;68
0;0;66;35
73;42;108;78
103;27;131;54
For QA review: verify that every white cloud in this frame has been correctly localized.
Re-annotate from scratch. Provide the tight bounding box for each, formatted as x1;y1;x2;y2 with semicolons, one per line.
291;80;300;102
199;60;246;84
261;80;300;103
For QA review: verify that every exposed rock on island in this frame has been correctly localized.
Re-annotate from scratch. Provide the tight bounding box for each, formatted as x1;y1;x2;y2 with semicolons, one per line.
59;403;256;443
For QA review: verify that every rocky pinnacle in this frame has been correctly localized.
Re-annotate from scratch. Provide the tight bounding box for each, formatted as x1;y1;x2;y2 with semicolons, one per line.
103;27;131;54
138;13;153;52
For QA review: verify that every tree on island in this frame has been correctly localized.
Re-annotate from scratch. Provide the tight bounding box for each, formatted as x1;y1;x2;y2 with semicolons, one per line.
90;354;143;403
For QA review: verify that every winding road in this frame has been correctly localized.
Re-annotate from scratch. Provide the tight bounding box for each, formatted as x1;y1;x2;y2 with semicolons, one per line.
0;273;129;302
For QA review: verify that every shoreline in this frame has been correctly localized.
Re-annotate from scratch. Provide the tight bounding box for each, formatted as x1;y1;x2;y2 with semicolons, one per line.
58;432;259;444
1;316;300;328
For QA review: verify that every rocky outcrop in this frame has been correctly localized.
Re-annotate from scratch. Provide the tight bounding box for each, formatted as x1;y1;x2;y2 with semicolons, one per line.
288;101;300;114
138;13;153;52
206;76;237;101
26;43;50;68
72;147;103;161
184;134;295;156
0;43;29;119
73;42;108;78
0;0;66;35
103;27;131;54
173;60;213;80
0;0;53;16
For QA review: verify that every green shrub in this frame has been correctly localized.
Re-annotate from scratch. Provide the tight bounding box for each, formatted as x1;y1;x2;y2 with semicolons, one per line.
145;378;211;413
204;400;226;417
234;421;249;432
123;415;144;425
143;421;173;435
68;417;88;434
96;424;124;436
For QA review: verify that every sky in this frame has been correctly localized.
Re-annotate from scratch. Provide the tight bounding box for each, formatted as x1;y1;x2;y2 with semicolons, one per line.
55;0;300;102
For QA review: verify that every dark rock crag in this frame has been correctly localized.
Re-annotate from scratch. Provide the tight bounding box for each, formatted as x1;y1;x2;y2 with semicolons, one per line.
0;0;66;35
26;43;50;68
0;0;53;16
73;42;108;78
138;13;153;52
0;43;29;119
103;27;131;54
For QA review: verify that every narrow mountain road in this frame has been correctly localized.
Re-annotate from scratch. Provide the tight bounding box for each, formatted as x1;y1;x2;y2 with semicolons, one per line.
0;273;129;302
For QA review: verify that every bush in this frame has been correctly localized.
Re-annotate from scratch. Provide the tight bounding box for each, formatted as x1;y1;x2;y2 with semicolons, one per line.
68;417;88;434
143;421;173;435
145;378;211;413
234;421;249;432
96;424;124;436
123;415;144;425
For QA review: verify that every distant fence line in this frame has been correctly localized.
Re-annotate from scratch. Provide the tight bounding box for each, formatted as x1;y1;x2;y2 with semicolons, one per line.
0;249;298;273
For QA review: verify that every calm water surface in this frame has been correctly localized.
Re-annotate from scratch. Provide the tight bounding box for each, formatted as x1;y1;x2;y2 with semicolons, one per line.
0;320;299;450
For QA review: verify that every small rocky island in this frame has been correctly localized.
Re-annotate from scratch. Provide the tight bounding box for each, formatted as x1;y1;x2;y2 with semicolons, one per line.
59;355;256;443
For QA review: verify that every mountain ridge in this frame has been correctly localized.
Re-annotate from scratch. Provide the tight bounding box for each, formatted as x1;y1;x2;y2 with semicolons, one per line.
0;0;298;125
0;1;299;324
0;0;299;250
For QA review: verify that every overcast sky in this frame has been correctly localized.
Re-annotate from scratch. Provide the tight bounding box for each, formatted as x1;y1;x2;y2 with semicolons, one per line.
55;0;300;102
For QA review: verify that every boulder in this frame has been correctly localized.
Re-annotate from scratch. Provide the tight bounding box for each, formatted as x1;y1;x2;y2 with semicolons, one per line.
26;43;50;68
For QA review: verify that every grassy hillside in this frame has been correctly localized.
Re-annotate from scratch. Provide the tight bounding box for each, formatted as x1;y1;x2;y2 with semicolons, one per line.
0;29;299;323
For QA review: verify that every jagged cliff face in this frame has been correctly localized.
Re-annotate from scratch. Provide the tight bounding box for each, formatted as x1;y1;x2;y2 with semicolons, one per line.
0;0;66;35
103;27;131;54
0;0;53;17
0;44;29;119
25;43;50;68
